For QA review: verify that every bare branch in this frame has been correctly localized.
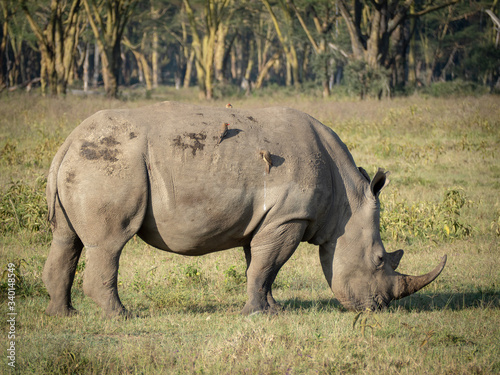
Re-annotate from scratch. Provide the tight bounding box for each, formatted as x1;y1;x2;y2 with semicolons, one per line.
410;0;460;18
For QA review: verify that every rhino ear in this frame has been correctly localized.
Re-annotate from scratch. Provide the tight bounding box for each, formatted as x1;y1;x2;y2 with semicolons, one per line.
370;168;390;197
387;249;404;271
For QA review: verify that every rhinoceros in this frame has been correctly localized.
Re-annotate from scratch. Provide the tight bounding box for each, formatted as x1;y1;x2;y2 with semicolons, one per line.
43;101;446;317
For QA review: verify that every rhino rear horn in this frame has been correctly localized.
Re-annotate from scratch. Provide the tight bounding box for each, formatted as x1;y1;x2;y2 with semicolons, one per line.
393;255;447;300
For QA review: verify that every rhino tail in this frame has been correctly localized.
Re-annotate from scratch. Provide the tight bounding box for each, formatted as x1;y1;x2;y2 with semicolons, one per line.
46;139;72;228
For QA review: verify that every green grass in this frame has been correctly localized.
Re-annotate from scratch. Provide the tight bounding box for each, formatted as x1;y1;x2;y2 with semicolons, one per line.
0;90;499;374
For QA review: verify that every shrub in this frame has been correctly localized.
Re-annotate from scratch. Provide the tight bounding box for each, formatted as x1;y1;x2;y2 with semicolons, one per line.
380;188;473;243
223;264;246;291
421;80;488;97
344;60;391;99
0;141;21;165
0;258;46;298
0;177;50;243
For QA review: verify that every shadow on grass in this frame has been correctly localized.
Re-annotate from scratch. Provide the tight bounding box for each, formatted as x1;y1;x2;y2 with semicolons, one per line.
68;289;499;318
391;290;500;311
280;290;499;313
282;298;345;312
178;299;344;315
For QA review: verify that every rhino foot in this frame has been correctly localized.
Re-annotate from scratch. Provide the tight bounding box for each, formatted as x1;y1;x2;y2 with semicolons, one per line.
45;302;79;317
268;302;283;314
241;300;282;316
103;309;137;320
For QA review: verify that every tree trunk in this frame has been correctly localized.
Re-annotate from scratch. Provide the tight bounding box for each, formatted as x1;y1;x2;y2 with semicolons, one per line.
337;0;364;60
230;45;237;80
322;53;330;98
214;24;227;82
152;28;159;88
254;51;279;89
123;36;152;91
202;27;217;100
183;49;194;88
93;42;99;88
40;55;47;94
151;2;159;88
83;42;89;91
0;0;9;88
408;23;416;84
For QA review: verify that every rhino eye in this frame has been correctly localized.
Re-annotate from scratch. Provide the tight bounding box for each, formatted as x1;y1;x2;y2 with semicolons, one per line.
373;255;384;268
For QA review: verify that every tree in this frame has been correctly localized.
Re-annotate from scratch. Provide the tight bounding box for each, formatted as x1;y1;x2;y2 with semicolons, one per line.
183;0;232;99
21;0;82;95
261;0;300;87
337;0;459;90
83;0;138;97
253;13;281;89
1;0;497;97
289;0;346;96
414;0;496;87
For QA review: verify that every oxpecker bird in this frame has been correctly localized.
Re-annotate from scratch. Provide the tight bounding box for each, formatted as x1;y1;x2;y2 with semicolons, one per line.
259;150;273;174
217;123;229;145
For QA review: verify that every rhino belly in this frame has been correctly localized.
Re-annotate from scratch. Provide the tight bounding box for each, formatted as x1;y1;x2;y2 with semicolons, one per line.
136;188;258;255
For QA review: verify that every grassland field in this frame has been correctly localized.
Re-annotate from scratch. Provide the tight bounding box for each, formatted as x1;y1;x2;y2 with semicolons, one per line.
0;88;499;374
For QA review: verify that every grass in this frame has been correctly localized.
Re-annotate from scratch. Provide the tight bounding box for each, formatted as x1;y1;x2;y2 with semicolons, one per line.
0;89;499;374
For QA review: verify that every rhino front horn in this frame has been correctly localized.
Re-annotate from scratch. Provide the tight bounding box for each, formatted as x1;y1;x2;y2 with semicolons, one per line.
393;255;447;300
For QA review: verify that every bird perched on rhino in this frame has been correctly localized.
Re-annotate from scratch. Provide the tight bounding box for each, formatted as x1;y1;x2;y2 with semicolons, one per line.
259;150;273;174
216;123;229;145
226;103;233;108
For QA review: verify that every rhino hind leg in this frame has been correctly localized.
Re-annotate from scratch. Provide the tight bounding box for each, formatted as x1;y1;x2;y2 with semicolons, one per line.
43;208;84;316
241;220;307;316
82;241;131;318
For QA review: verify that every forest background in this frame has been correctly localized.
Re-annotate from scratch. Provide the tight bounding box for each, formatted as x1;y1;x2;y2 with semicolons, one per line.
1;0;499;100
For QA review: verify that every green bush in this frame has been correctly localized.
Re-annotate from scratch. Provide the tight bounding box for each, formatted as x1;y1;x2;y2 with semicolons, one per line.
1;135;63;169
380;188;473;243
223;264;246;291
422;80;488;97
344;60;391;99
0;177;50;243
0;258;46;298
0;141;21;165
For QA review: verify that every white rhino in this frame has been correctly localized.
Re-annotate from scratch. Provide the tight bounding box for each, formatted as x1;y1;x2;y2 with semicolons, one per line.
44;101;446;317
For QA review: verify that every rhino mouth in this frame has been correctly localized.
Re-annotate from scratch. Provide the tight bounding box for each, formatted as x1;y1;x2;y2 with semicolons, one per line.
334;284;390;311
339;295;390;312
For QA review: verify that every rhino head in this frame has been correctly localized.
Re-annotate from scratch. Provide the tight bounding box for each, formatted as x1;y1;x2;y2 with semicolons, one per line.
319;168;446;311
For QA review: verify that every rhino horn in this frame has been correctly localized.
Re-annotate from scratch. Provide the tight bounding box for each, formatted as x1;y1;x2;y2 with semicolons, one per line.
393;255;447;300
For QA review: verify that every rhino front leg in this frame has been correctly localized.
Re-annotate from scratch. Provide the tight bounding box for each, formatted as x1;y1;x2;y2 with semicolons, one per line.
244;245;280;313
241;220;307;315
82;242;129;318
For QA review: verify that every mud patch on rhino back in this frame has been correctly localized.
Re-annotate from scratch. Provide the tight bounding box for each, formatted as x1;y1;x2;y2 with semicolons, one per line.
77;133;131;177
80;136;121;162
172;132;206;156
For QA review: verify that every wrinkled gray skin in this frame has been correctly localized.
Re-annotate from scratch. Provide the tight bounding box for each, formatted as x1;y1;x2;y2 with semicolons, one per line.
44;101;446;317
